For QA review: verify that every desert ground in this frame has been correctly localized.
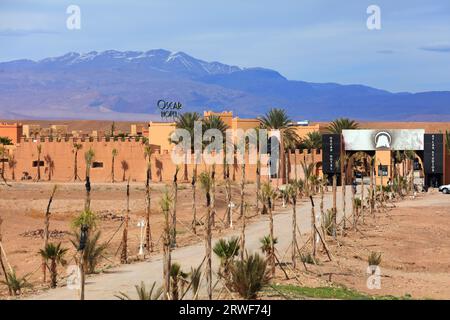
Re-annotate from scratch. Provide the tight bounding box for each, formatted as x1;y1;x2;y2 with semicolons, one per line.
0;180;449;300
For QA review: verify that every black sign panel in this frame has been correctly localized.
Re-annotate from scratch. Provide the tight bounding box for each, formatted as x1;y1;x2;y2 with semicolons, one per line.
322;134;341;174
424;134;443;174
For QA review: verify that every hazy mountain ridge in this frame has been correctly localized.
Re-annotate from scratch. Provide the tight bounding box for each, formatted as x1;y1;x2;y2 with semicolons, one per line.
0;49;449;121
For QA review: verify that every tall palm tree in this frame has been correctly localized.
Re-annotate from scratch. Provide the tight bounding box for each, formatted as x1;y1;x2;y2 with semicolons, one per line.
327;118;359;134
39;243;67;288
160;188;173;300
199;172;213;299
0;146;7;181
8;154;16;181
202;115;229;228
260;182;276;276
84;148;95;211
301;162;315;196
42;185;57;282
121;180;130;264
171;167;180;248
260;108;300;182
144;144;153;252
36;144;42;181
111;148;118;183
174;112;201;181
404;150;416;194
303;131;322;165
72;143;83;181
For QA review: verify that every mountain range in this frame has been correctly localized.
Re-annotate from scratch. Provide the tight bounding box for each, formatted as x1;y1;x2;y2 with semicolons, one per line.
0;49;449;121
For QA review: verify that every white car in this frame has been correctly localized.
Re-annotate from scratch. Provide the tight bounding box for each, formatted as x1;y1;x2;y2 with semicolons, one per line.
439;184;450;194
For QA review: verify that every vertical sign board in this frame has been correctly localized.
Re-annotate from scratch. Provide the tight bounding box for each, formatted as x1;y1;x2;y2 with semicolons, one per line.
424;134;444;174
322;134;341;175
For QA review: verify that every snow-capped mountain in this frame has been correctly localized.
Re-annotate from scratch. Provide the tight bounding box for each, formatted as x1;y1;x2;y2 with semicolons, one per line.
0;49;450;121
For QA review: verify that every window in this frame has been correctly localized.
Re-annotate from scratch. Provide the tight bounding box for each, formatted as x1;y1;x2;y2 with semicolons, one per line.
92;162;104;168
32;160;44;167
378;165;388;177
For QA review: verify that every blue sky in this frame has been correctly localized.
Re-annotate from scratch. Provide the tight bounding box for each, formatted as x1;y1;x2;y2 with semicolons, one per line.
0;0;449;92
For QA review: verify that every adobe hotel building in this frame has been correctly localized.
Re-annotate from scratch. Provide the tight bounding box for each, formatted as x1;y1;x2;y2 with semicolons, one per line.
323;129;449;188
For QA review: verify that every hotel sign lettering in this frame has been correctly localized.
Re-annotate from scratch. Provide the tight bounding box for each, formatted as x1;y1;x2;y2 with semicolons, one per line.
157;100;182;119
322;134;341;175
424;134;443;174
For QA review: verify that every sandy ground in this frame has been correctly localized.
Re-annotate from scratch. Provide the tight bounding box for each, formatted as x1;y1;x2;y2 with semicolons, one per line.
0;182;449;299
0;180;264;297
265;191;450;300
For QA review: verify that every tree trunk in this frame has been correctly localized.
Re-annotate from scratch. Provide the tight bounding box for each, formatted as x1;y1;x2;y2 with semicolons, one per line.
120;181;130;264
240;206;246;261
42;186;56;282
370;160;374;216
163;208;171;300
111;156;115;183
341;168;347;230
205;192;212;299
225;165;232;228
191;163;197;234
211;165;216;227
256;159;261;214
74;152;78;181
171;170;178;248
50;260;57;288
310;196;316;258
145;183;152;253
268;197;275;276
332;174;337;239
0;218;12;296
361;173;365;223
239;163;245;218
37;154;41;181
291;198;297;268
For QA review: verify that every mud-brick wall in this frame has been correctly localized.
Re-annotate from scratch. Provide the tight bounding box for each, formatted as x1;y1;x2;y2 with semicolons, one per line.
8;138;155;182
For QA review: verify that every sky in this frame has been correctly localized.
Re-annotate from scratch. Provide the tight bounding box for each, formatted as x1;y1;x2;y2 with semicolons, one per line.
0;0;449;92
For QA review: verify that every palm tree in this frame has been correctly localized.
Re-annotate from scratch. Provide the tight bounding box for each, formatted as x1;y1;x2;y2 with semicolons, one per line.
42;185;57;282
72;143;83;181
44;154;55;181
327;118;359;134
39;243;68;288
111;148;118;183
84;148;95;211
70;230;107;274
36;144;42;181
169;263;188;300
229;253;269;299
0;146;7;181
160;188;173;300
260;108;300;182
116;281;162;300
213;237;240;278
404;150;416;194
120;160;129;182
199;172;213;299
143;144;153;253
340;153;351;230
174;112;201;181
121;180;130;264
303;131;322;165
301;162;315;196
260;182;276;276
8;154;17;181
1;270;32;296
171;167;180;248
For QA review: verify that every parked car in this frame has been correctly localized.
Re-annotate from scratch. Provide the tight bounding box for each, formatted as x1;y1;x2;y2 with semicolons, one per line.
439;184;450;194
